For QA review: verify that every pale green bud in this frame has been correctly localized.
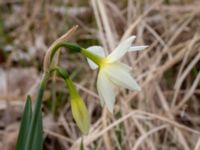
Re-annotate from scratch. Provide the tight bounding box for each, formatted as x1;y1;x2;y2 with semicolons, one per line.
71;95;90;134
53;66;90;134
65;78;90;134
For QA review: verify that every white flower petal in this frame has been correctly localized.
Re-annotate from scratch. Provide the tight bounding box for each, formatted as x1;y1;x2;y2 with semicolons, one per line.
107;36;136;63
86;46;106;70
105;63;141;91
115;62;132;72
97;71;116;113
129;45;148;51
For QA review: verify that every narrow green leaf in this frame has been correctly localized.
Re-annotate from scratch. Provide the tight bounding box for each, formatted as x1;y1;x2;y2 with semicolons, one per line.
16;95;32;150
24;86;45;150
31;110;43;150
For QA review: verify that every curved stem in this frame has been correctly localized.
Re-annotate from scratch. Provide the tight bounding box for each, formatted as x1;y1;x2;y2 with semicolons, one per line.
50;42;81;62
51;67;79;99
44;42;82;72
46;41;105;72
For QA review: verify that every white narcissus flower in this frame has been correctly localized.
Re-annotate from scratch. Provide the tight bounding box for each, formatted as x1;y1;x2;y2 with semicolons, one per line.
84;36;147;113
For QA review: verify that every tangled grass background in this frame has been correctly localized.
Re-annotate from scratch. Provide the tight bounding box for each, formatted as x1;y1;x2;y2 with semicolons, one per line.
0;0;200;149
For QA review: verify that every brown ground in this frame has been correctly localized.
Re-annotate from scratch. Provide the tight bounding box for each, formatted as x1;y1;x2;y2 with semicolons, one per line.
0;0;200;150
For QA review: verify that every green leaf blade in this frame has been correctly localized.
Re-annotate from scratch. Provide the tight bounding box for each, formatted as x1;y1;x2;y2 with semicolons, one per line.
16;95;32;150
30;110;43;150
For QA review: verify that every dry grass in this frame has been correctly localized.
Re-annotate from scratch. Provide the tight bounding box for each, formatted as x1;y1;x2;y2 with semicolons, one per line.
0;0;200;150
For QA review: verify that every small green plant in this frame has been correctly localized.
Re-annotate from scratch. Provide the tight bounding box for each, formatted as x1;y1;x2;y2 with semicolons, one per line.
16;26;146;150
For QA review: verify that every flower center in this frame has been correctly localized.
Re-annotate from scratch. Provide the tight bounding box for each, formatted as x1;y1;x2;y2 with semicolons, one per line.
99;58;109;69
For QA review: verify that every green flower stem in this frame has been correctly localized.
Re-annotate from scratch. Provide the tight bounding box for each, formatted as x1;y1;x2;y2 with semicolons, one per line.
51;66;77;98
81;48;104;66
24;72;50;150
47;41;104;70
50;42;81;62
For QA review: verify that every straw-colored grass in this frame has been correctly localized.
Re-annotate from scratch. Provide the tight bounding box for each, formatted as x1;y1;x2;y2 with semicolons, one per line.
0;0;200;150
